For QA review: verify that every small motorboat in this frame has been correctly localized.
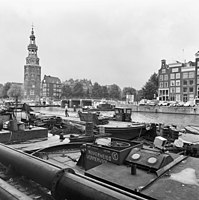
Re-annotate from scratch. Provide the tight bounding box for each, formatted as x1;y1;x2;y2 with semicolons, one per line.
184;125;199;135
79;107;147;140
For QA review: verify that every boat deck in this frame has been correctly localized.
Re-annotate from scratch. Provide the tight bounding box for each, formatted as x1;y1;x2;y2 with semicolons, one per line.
101;121;145;128
8;133;71;152
85;154;199;200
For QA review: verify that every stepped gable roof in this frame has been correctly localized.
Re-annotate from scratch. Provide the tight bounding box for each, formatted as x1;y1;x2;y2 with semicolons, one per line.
43;75;61;84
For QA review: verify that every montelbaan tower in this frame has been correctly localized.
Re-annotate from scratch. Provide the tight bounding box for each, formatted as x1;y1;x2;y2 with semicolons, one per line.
24;28;41;100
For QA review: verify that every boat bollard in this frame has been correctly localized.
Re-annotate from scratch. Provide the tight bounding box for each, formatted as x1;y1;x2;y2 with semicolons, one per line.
131;164;137;175
85;122;94;136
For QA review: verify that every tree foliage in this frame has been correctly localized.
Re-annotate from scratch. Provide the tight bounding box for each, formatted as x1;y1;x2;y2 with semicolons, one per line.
7;84;24;105
61;84;72;99
141;73;158;100
91;82;102;99
72;82;84;98
101;86;109;99
122;87;136;100
0;84;3;98
2;82;11;98
109;84;121;100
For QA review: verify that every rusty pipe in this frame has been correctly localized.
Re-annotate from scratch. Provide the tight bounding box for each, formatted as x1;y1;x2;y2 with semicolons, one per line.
0;144;151;200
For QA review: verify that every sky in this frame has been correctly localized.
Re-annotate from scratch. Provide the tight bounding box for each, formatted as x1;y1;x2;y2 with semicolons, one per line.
1;0;199;90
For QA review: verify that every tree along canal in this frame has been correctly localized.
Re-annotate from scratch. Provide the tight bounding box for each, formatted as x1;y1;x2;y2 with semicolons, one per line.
33;107;199;129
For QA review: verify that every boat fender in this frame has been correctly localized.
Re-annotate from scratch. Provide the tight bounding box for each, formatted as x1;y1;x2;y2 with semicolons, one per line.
146;124;151;131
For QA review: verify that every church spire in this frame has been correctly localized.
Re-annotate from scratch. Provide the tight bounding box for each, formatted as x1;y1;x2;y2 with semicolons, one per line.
26;26;39;65
28;26;38;56
24;26;41;101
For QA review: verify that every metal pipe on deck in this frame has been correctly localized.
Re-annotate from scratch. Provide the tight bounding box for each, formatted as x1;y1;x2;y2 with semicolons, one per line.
0;144;151;200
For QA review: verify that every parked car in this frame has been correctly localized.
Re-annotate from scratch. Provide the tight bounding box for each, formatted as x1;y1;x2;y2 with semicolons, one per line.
147;100;159;106
169;101;178;107
184;101;195;107
176;101;184;107
138;99;148;106
158;101;169;106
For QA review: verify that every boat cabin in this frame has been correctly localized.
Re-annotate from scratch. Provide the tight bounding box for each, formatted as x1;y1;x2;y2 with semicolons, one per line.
114;107;132;122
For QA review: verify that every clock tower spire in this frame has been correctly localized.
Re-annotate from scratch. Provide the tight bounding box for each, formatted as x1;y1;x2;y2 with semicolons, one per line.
26;26;39;65
24;27;41;101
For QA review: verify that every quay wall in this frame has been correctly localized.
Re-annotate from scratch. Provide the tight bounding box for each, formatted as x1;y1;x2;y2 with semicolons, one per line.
116;103;199;115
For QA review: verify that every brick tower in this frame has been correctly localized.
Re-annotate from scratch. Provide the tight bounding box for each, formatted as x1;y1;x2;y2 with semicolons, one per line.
24;27;41;101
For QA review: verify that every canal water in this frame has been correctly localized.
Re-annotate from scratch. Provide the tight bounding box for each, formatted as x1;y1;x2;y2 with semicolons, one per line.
33;107;199;129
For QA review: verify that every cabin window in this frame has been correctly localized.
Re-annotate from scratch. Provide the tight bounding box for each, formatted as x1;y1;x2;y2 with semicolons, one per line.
126;109;131;114
115;110;119;114
116;109;124;113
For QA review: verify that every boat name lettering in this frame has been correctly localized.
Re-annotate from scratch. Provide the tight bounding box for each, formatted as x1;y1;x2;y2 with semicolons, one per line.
87;150;111;161
86;155;108;164
112;152;119;161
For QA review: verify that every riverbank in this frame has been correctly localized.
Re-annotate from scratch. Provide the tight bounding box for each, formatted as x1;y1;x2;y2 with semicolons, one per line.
117;104;199;115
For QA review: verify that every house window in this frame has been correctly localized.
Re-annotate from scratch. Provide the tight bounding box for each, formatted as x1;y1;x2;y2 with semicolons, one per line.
183;87;187;92
172;68;179;72
30;90;34;95
159;75;163;81
170;81;175;86
164;75;168;81
189;72;194;78
162;69;166;73
183;72;188;78
189;80;194;85
183;94;188;102
160;82;164;88
176;73;180;79
170;96;175;101
164;82;168;87
189;87;194;93
176;80;180;86
176;87;180;93
170;87;175;93
183;80;187;85
189;94;194;101
176;94;180;101
170;74;175;79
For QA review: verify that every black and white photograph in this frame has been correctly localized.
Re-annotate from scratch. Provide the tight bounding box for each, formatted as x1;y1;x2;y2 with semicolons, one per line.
0;0;199;199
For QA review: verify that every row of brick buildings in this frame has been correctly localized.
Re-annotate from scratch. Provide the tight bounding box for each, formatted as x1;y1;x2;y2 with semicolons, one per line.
158;52;199;102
